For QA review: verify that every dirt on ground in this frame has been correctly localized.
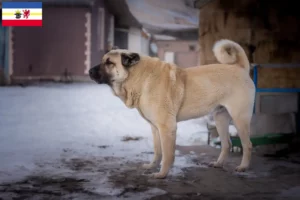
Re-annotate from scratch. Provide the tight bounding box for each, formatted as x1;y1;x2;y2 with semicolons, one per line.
1;145;300;200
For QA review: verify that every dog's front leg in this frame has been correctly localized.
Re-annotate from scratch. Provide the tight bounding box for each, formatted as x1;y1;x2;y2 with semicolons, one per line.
150;121;177;179
142;125;162;169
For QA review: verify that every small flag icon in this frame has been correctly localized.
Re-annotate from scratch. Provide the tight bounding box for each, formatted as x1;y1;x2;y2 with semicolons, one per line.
2;2;43;27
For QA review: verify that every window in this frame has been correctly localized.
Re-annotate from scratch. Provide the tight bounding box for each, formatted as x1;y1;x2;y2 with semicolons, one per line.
114;29;128;49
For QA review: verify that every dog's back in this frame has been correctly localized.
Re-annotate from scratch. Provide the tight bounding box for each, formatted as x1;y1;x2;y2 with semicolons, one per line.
176;40;255;122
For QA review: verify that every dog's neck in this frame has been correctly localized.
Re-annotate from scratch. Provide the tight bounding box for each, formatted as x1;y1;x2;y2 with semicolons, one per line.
111;56;181;109
111;57;154;108
111;81;140;109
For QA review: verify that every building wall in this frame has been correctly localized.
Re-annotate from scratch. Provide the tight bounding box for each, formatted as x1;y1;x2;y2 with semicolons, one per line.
114;27;150;56
91;0;114;68
0;15;6;84
128;27;142;52
141;30;150;56
198;0;300;65
12;7;88;78
10;2;112;81
128;27;150;55
156;40;199;68
141;35;150;56
0;16;5;70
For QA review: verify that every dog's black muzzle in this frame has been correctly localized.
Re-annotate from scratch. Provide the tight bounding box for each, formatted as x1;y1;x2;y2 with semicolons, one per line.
89;64;100;80
89;64;102;83
89;64;110;85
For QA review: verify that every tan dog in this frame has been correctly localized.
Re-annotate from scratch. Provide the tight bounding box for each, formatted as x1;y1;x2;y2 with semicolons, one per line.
89;39;255;179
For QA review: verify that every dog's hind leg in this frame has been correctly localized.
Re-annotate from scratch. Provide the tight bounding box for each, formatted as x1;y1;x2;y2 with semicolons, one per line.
142;125;162;169
150;119;177;179
209;106;231;168
226;104;253;172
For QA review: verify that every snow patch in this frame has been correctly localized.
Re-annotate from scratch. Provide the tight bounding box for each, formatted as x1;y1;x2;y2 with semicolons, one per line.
0;83;209;197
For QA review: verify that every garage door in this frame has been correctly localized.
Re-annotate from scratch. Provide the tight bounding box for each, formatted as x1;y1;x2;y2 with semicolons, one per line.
12;8;88;77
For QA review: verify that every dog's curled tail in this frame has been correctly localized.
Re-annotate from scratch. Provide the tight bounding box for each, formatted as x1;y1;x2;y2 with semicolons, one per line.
213;39;250;72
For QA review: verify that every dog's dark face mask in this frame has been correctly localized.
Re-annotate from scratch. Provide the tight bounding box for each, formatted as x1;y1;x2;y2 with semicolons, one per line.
89;63;112;85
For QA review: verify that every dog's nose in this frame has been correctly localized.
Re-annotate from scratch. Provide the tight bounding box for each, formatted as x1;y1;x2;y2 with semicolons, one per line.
89;67;97;77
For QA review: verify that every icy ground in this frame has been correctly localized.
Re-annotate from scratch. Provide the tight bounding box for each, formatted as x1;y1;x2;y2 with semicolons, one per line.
1;83;300;200
0;83;209;199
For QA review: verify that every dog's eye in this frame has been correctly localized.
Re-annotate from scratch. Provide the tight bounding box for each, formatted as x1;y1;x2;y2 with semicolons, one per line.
105;58;114;66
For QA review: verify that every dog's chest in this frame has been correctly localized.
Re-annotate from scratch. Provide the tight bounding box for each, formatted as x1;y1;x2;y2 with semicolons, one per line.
137;102;156;123
136;94;159;123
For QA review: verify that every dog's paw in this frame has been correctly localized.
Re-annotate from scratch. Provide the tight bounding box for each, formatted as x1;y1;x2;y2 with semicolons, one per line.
209;161;223;168
149;172;167;179
235;165;248;172
141;163;155;170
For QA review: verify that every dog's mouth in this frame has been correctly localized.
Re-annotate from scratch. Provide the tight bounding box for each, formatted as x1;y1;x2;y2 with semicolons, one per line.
89;72;102;84
90;77;102;84
89;70;112;86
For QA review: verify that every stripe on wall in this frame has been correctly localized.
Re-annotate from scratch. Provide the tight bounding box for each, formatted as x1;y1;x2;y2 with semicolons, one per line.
84;12;91;75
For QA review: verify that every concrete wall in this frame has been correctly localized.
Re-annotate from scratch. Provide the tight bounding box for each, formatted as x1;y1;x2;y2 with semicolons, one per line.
141;31;150;56
156;40;199;68
114;27;150;55
255;93;298;114
128;27;150;55
128;27;142;52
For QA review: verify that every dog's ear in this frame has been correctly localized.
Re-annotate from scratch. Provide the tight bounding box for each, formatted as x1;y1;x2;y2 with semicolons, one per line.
121;53;140;68
111;46;119;50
